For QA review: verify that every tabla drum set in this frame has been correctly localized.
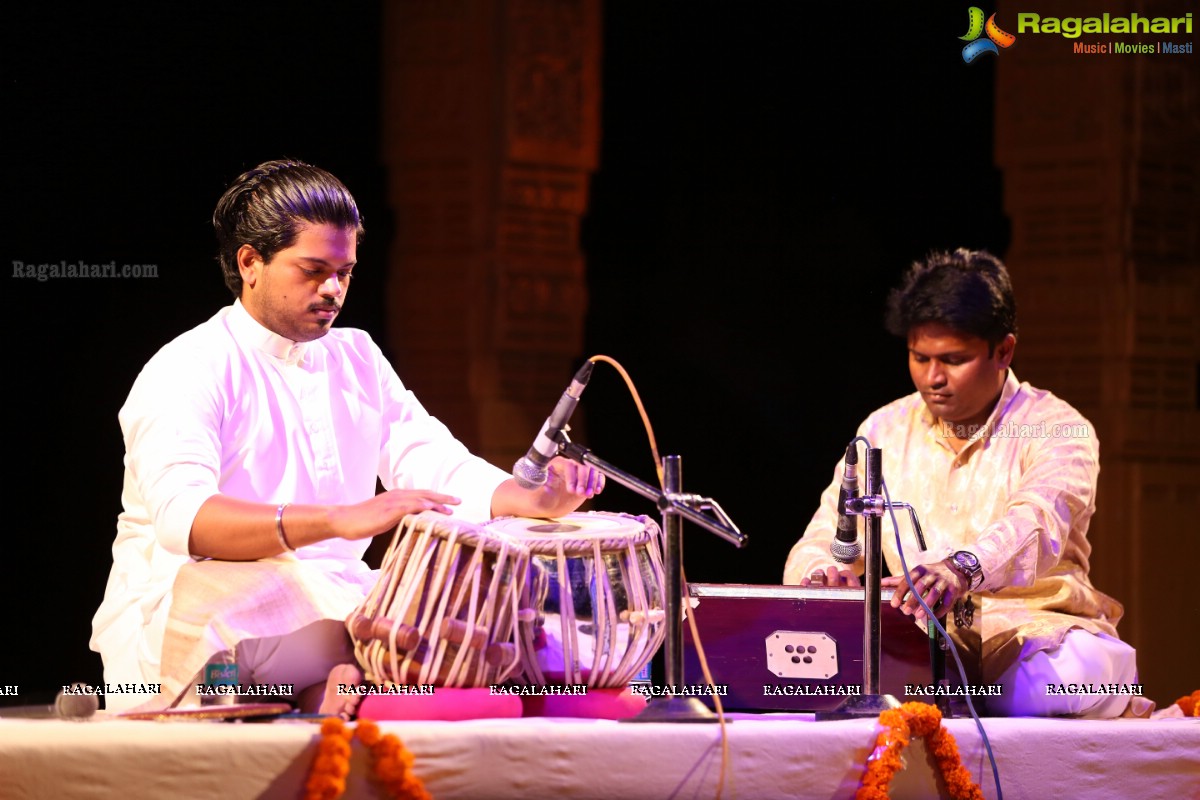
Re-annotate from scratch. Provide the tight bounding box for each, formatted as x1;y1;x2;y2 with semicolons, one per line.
347;510;666;691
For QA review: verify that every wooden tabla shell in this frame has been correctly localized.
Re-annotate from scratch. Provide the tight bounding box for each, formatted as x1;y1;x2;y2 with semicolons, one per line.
348;512;531;688
483;511;666;688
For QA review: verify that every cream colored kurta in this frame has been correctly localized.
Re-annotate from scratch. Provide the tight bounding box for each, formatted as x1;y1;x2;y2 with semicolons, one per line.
783;371;1127;681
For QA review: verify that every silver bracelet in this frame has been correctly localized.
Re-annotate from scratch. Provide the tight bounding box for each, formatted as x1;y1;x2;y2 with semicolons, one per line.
275;503;295;552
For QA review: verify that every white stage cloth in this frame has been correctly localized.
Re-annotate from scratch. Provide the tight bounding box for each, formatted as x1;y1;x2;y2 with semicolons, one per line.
1;712;1197;799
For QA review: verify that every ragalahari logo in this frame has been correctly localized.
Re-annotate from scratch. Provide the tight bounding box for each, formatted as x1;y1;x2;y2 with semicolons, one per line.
960;7;1017;62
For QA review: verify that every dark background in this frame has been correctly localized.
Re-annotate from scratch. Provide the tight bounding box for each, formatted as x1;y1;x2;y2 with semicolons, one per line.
5;2;1009;703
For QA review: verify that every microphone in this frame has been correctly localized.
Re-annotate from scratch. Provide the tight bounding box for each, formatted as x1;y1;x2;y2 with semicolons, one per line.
513;361;594;489
0;684;99;719
830;442;861;564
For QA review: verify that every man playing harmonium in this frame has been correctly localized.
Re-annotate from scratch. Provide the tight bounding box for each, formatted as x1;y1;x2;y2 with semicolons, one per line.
784;248;1147;718
90;159;604;715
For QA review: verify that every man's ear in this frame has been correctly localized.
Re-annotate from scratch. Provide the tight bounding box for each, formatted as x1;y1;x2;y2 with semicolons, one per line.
237;244;264;290
995;333;1016;368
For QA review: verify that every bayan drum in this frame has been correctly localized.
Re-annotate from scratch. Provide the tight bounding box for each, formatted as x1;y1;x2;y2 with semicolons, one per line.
484;511;667;688
348;513;532;687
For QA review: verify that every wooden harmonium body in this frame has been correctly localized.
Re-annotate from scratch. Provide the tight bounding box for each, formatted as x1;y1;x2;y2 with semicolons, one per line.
681;583;984;714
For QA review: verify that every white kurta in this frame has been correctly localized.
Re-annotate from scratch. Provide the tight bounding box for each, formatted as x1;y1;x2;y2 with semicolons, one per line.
91;301;508;710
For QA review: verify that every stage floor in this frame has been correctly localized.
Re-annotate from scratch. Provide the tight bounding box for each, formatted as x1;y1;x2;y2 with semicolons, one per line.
2;711;1196;799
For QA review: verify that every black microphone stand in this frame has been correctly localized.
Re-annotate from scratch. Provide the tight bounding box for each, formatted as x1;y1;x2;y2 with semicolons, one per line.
816;446;898;719
556;435;746;723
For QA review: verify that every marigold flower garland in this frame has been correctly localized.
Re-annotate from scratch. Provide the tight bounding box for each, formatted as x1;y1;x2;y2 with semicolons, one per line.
1175;690;1200;717
855;702;984;800
303;717;431;800
356;719;432;800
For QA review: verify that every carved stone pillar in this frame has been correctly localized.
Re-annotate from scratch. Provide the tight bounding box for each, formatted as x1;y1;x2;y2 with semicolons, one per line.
996;0;1199;704
380;0;601;466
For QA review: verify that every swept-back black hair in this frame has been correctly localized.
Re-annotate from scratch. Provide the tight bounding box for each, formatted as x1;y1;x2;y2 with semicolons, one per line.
884;248;1017;349
213;159;365;298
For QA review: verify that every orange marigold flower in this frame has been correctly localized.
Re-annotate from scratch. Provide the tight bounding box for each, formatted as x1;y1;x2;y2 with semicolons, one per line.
375;758;408;784
401;775;434;800
304;772;345;800
877;708;905;728
305;717;429;800
311;754;346;776
326;736;352;760
855;702;982;800
900;701;941;737
355;719;382;747
318;777;346;800
319;716;347;736
374;735;402;758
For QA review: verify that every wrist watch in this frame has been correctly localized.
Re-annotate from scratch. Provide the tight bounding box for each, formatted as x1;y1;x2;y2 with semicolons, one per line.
947;551;983;591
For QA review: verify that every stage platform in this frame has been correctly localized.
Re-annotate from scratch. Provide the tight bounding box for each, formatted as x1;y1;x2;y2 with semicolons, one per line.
2;710;1196;799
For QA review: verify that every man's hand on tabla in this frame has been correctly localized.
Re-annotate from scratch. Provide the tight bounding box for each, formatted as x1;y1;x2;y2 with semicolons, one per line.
546;456;606;497
333;490;461;541
524;456;607;518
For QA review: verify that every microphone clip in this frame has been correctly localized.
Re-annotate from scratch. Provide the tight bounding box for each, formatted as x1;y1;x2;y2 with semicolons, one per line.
844;497;929;552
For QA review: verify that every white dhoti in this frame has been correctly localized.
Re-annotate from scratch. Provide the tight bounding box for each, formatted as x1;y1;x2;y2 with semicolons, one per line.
146;557;376;711
989;629;1152;718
